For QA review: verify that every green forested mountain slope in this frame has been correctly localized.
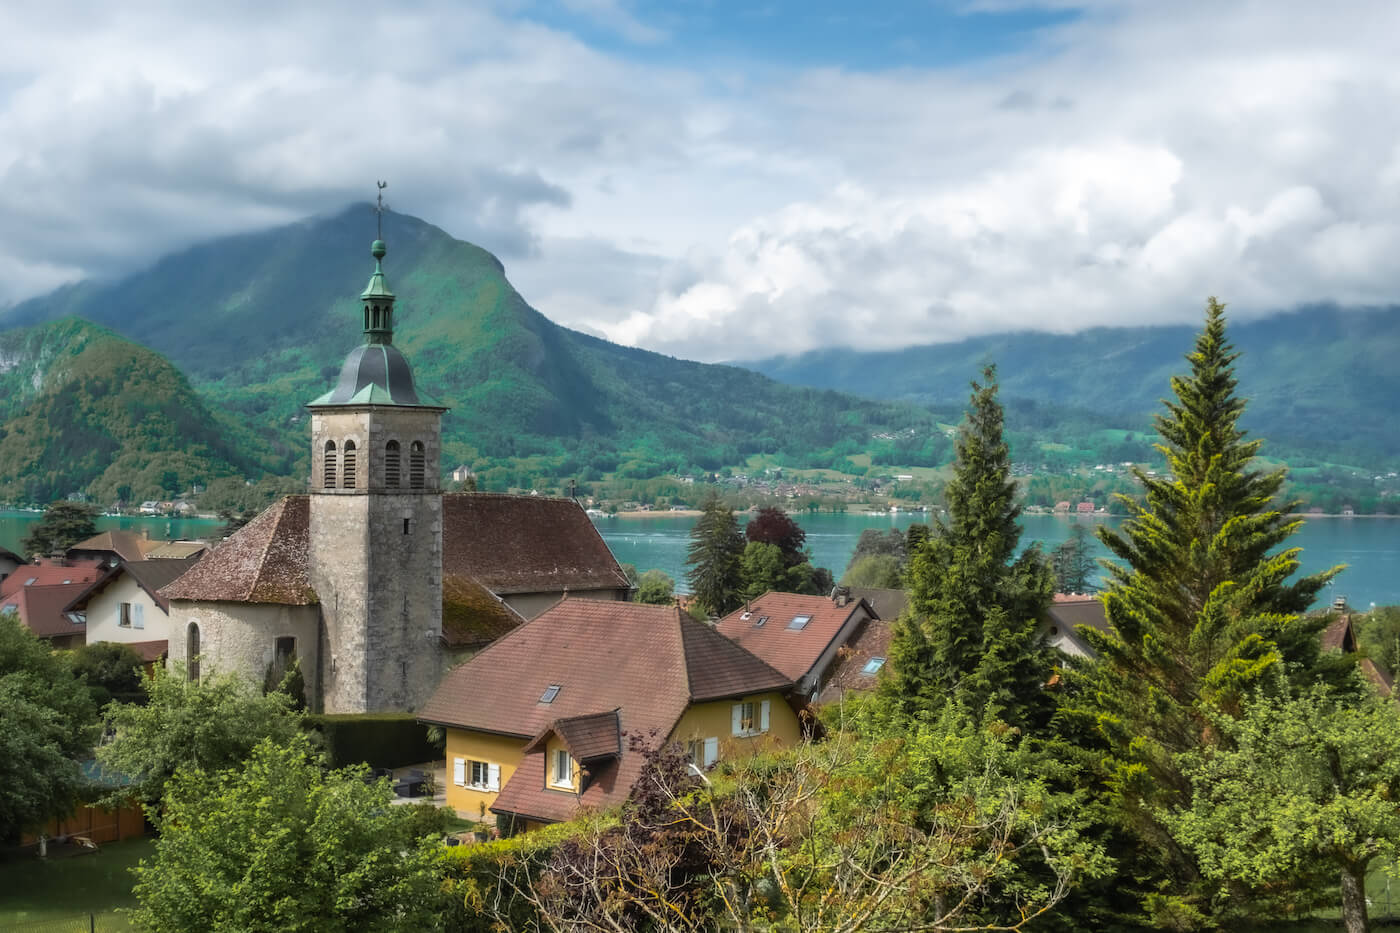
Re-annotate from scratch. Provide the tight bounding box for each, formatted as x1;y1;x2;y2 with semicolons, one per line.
3;207;935;483
0;319;271;503
743;308;1400;465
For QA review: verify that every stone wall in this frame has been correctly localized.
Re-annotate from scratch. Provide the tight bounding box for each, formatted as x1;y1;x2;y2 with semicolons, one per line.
167;601;322;701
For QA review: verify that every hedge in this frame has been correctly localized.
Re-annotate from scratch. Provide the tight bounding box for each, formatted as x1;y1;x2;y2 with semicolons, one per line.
306;712;440;769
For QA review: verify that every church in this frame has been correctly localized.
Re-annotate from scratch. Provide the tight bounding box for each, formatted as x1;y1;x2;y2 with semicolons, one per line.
162;230;631;713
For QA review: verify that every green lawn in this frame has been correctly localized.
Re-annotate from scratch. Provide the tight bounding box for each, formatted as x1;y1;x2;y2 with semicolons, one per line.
0;838;152;930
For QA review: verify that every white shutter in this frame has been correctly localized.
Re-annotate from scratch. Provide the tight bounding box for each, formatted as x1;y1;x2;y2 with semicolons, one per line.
731;704;743;736
453;757;465;786
133;604;144;630
488;763;501;791
760;700;770;733
703;737;718;767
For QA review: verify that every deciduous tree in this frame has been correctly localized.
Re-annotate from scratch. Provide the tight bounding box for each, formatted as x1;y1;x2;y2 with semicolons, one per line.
634;569;676;606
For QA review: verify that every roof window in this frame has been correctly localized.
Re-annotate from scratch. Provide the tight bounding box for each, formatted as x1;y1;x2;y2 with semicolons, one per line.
754;615;769;627
862;657;886;674
24;577;36;586
788;615;812;630
539;684;561;703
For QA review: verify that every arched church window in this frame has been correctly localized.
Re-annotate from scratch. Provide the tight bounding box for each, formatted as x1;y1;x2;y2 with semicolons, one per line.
363;306;371;330
385;440;401;488
410;441;425;489
373;305;381;329
343;440;357;488
187;623;200;682
323;440;337;489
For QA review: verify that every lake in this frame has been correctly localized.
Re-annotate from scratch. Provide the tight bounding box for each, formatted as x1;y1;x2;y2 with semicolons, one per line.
597;511;1400;609
3;508;1393;610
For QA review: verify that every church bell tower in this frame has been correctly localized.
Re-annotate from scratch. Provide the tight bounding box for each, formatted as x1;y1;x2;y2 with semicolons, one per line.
305;196;448;713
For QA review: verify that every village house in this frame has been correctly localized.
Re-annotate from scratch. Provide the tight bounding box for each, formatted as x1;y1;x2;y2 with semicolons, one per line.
418;599;801;830
0;560;105;649
67;557;202;670
815;586;906;704
716;590;877;701
159;231;629;714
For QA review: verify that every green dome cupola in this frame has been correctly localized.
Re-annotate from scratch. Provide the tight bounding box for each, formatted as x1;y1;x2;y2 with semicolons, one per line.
361;238;395;344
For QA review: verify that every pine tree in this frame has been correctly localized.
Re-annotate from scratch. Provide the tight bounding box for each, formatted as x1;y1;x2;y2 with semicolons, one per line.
883;366;1054;726
1068;298;1347;926
684;495;744;617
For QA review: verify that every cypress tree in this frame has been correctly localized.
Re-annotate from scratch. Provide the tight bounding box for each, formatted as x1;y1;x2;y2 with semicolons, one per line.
883;365;1054;726
1068;298;1346;926
684;495;744;617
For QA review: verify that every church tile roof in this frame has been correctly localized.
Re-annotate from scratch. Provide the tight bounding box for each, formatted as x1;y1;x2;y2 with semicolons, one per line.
162;497;316;605
441;494;631;595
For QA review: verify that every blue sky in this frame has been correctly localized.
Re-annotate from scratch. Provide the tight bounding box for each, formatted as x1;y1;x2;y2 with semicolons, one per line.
2;0;1399;361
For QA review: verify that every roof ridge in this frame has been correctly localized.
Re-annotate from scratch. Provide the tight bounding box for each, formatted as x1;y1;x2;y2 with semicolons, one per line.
246;497;291;601
675;606;694;701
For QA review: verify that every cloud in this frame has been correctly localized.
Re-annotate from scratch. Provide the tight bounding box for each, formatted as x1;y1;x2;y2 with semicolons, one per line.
2;0;1399;366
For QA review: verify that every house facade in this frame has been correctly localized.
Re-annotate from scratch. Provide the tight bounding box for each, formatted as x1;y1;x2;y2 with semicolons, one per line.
419;599;801;829
70;557;199;666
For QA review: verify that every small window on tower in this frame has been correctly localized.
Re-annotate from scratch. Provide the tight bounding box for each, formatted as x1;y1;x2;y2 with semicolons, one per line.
410;441;425;489
323;440;337;489
343;440;357;488
385;440;401;488
403;518;412;535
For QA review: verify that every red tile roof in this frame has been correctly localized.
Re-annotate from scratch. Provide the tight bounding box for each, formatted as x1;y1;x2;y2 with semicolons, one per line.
68;557;201;614
2;582;92;639
162;497;316;605
524;710;622;761
715;592;869;683
0;563;103;599
126;639;169;663
420;598;791;823
441;494;630;595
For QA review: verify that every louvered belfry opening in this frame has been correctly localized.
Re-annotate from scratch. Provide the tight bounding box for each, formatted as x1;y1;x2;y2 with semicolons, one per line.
410;441;425;489
385;440;401;488
323;440;337;489
343;440;357;488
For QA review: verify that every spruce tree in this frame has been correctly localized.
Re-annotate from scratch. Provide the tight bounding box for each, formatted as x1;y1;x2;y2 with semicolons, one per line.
684;495;744;617
883;366;1054;726
1068;299;1346;926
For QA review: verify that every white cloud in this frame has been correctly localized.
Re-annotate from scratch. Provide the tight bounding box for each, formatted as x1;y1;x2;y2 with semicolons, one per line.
3;0;1400;364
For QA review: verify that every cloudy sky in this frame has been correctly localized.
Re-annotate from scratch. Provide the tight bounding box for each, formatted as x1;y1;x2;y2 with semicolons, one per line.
3;0;1398;360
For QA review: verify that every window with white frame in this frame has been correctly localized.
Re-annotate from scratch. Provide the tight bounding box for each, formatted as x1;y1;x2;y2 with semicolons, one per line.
731;699;771;737
453;757;500;791
551;748;574;788
688;737;719;768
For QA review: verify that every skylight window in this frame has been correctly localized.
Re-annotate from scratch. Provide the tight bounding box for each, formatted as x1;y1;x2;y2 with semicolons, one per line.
23;578;36;586
754;616;769;627
788;615;812;631
862;657;886;675
539;684;561;703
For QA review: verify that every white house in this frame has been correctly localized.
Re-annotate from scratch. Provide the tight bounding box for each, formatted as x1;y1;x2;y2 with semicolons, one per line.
69;557;201;664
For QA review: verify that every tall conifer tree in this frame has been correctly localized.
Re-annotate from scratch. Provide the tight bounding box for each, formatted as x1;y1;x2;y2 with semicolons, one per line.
685;495;744;617
1069;298;1346;926
883;366;1054;726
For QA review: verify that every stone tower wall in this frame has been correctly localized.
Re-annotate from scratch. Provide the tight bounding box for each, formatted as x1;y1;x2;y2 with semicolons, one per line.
308;407;444;713
168;601;322;700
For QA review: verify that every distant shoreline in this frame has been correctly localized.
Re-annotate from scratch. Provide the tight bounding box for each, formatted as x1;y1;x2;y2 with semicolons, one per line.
609;509;703;519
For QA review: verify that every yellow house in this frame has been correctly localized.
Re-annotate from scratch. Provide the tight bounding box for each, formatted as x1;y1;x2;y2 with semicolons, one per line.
420;598;802;828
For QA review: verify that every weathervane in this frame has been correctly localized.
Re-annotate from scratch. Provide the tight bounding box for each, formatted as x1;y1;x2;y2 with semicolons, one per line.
374;181;389;239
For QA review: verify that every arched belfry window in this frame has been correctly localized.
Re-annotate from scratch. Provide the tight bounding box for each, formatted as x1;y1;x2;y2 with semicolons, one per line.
410;441;425;489
343;440;358;488
187;623;201;682
385;440;401;488
323;440;337;489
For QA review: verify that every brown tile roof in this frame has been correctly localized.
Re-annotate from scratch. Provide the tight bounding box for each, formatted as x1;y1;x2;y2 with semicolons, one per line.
144;541;209;560
127;639;169;663
1048;593;1110;635
441;494;630;595
420;598;792;823
68;530;153;563
69;557;201;614
1360;658;1394;698
819;618;893;703
715;592;869;683
0;563;103;599
848;587;907;621
1321;615;1357;654
2;582;91;639
441;576;526;649
162;497;317;605
525;710;622;761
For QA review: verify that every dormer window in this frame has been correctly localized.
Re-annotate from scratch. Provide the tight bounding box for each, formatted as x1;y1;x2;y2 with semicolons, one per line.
788;615;812;630
551;749;573;789
323;440;337;489
539;684;561;703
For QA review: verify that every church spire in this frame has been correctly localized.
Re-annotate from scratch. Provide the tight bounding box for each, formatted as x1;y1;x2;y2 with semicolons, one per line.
362;182;395;345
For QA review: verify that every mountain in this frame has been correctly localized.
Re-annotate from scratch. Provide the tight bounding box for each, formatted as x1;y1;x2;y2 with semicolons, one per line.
742;307;1400;466
0;319;268;503
2;206;937;487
